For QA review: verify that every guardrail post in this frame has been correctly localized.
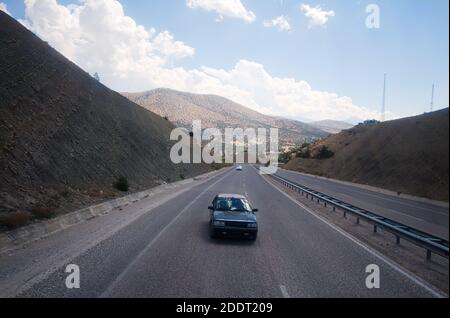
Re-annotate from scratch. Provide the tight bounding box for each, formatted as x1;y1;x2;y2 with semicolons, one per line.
396;236;400;245
426;250;432;261
373;225;378;233
324;202;327;208
332;206;336;212
343;211;347;218
356;218;360;225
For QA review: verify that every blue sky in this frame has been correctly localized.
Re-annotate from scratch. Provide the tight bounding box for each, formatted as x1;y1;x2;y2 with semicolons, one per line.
2;0;449;122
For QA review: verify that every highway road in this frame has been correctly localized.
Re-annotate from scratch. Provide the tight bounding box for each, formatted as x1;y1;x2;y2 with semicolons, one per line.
0;166;443;298
276;169;449;240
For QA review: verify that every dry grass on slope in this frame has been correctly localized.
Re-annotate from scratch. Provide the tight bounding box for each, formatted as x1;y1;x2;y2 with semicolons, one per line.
285;109;449;201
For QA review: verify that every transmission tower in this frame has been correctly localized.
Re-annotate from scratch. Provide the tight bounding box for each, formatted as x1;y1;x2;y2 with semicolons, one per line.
430;84;435;112
381;73;387;122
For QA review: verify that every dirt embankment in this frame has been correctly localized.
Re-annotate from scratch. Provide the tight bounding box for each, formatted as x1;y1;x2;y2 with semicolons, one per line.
284;109;449;202
0;12;215;229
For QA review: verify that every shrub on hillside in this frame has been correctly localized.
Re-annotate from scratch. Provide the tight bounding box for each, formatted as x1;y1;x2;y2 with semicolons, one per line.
316;146;334;159
296;148;310;159
114;176;129;192
301;142;310;148
278;152;291;164
31;206;56;220
0;211;31;230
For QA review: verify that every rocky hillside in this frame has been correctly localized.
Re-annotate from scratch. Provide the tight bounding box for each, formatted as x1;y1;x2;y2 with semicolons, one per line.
0;12;212;225
284;109;449;201
123;88;328;145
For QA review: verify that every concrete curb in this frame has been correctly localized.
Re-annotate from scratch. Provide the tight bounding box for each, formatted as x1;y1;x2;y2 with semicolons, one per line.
0;168;229;254
279;168;449;209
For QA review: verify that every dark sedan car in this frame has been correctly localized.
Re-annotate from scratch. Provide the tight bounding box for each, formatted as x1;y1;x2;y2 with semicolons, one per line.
209;194;259;240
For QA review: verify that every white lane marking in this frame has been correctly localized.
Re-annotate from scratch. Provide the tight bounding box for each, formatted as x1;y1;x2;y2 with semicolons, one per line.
100;168;235;298
279;168;448;239
279;285;290;298
377;209;425;222
255;167;447;298
4;170;230;297
340;187;449;216
279;169;449;216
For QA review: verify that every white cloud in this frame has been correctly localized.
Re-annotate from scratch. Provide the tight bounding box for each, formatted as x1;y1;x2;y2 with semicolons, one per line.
200;60;382;122
19;0;383;122
300;4;335;28
186;0;256;23
263;15;291;31
20;0;194;77
152;31;195;59
0;2;11;15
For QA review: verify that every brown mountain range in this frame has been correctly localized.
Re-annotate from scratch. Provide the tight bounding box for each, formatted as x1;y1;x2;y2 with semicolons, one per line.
123;88;328;145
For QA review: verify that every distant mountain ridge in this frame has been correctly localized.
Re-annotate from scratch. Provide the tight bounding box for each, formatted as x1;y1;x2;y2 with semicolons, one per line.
309;120;354;134
123;88;328;145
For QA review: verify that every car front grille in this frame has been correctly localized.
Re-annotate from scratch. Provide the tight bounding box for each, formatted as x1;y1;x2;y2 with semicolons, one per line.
225;221;249;228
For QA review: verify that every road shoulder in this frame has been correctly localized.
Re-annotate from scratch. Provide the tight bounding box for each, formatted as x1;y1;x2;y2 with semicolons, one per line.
0;167;231;297
262;171;449;297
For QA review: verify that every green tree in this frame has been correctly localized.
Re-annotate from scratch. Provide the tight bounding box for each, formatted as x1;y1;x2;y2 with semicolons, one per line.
114;176;129;192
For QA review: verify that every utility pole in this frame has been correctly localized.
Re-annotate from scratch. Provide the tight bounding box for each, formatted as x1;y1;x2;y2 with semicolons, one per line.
381;73;387;122
430;84;435;112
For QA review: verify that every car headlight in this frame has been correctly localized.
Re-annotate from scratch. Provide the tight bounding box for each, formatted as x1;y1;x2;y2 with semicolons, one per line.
213;221;226;227
247;223;258;228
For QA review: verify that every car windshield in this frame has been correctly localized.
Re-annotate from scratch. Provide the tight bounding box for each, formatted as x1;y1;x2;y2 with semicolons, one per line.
215;198;251;212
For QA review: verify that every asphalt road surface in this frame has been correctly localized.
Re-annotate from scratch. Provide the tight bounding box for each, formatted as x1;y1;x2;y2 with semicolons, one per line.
276;169;449;240
0;166;443;298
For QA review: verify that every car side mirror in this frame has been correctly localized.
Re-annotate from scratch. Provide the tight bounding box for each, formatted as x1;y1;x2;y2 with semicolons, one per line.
208;206;214;211
252;208;259;213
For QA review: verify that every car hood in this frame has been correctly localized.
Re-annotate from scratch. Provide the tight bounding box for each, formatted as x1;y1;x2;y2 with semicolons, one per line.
213;211;257;222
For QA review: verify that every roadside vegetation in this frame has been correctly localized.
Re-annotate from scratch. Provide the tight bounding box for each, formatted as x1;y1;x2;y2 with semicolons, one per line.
114;176;130;192
0;211;31;230
279;141;335;164
0;205;57;230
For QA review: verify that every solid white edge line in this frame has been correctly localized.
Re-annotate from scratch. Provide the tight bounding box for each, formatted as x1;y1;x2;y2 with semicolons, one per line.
254;166;447;298
279;285;290;298
5;167;232;298
100;167;235;298
279;168;449;215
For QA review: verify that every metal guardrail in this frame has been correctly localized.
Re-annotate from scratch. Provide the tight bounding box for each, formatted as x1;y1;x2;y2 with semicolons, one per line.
269;173;449;260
